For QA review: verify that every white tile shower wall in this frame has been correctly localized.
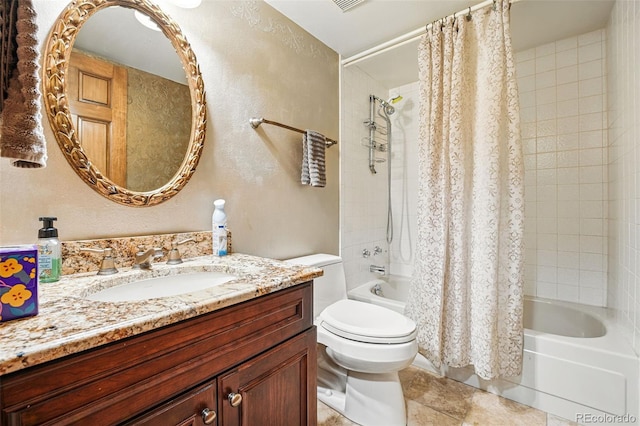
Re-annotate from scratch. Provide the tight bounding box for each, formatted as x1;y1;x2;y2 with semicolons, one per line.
516;29;608;306
606;0;640;351
341;66;391;290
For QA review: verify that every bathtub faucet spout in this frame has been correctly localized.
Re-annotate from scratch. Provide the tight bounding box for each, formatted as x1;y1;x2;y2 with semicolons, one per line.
369;264;386;275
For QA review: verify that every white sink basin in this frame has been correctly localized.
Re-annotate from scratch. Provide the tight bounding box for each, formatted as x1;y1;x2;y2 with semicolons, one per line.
85;271;237;302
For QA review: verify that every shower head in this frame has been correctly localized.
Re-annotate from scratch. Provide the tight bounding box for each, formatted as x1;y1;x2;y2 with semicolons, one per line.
370;94;403;115
374;94;403;115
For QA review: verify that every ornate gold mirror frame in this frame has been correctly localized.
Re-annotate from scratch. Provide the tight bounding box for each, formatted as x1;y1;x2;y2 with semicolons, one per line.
43;0;206;207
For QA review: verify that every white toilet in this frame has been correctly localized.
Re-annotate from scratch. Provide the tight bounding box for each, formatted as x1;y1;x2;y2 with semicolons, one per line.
287;254;417;426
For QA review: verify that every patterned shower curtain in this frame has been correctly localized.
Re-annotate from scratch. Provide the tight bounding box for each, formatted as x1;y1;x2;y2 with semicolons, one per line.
405;0;524;380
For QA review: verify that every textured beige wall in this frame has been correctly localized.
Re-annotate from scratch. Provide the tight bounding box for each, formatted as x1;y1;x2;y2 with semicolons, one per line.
0;1;340;260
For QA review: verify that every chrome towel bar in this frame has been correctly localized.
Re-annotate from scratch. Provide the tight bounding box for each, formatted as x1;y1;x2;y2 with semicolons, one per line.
249;117;337;148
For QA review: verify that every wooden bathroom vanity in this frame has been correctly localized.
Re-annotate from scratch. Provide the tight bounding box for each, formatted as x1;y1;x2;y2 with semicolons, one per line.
0;254;319;425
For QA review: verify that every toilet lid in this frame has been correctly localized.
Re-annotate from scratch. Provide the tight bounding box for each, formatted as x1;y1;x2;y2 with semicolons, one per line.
319;299;416;344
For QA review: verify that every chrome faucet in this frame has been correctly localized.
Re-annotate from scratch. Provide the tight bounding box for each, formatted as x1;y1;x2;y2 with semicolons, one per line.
80;247;118;275
372;283;384;296
369;264;386;275
134;246;163;269
167;238;195;265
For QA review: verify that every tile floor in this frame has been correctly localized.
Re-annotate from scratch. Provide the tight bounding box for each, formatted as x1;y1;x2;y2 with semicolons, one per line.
317;366;580;426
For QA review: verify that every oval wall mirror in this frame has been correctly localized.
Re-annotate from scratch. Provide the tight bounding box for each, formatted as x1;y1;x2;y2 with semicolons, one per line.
43;0;206;207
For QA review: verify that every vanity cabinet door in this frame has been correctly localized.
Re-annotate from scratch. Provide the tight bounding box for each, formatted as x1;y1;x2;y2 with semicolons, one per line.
125;381;217;426
218;327;317;426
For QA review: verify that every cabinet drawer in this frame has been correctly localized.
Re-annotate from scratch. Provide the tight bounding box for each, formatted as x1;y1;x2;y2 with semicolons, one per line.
125;381;217;426
1;282;313;425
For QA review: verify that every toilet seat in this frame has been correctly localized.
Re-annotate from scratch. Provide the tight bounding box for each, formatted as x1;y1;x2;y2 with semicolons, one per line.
316;323;418;374
319;299;416;344
286;254;416;425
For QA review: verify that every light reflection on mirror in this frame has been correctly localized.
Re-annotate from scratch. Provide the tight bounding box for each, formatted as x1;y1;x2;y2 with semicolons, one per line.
135;10;161;31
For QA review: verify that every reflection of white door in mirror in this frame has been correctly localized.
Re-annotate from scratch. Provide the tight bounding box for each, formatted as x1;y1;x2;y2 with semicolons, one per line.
68;51;127;187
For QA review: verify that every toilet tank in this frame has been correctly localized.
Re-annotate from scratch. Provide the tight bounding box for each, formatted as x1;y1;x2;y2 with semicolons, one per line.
285;254;347;318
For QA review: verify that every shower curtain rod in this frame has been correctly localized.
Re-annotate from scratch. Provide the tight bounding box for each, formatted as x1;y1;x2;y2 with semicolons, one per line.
341;0;520;67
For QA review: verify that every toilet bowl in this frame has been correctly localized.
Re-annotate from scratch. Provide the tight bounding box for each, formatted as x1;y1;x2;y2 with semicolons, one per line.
286;254;418;426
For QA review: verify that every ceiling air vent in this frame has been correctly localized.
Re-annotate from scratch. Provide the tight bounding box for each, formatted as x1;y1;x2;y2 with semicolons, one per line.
331;0;366;12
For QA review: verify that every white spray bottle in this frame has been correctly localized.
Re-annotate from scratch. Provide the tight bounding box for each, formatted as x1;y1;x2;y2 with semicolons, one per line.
212;199;228;256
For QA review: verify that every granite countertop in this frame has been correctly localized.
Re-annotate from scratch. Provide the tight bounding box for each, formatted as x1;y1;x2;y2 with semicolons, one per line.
0;253;321;376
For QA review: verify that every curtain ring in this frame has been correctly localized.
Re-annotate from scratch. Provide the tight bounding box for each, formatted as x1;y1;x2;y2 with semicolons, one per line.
465;7;472;21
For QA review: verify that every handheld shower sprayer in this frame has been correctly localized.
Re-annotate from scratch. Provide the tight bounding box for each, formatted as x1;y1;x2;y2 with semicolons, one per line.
367;93;404;243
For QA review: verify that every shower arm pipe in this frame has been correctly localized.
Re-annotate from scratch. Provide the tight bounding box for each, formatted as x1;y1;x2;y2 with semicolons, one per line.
371;94;393;112
249;117;338;147
341;0;520;68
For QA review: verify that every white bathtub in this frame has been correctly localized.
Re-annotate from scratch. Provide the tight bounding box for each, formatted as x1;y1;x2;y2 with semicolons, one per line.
349;276;639;424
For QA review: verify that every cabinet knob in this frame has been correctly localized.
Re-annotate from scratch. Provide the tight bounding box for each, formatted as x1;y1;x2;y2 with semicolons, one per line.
201;408;217;424
227;392;242;407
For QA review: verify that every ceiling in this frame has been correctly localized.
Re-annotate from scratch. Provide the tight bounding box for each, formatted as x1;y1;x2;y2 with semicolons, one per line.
265;0;615;88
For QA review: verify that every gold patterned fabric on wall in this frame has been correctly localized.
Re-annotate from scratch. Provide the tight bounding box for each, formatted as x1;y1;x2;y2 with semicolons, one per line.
127;68;191;192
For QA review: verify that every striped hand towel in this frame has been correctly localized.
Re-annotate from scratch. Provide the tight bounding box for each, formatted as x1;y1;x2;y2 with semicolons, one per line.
301;130;326;187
